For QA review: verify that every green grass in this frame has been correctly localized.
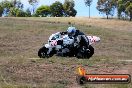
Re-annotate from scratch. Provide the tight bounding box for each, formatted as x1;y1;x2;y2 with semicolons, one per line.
0;17;131;88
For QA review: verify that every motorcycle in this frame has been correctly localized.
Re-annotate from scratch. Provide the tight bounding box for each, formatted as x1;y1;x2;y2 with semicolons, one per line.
38;32;100;59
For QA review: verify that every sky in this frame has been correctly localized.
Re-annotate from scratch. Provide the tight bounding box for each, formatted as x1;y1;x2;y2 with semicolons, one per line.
16;0;100;17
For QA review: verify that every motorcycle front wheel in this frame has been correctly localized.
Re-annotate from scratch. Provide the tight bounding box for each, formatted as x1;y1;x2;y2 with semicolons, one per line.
38;46;49;58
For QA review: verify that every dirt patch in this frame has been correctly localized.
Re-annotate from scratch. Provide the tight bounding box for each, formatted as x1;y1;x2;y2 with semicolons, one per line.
1;60;76;86
1;59;132;88
86;63;132;74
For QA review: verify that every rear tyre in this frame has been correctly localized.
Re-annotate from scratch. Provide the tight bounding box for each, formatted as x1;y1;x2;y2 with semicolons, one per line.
76;45;94;59
87;45;94;58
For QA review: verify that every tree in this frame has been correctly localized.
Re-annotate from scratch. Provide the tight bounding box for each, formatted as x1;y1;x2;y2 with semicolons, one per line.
0;0;24;16
8;7;28;17
28;0;38;14
63;0;77;17
0;4;3;16
125;1;132;21
50;1;64;17
97;0;116;19
117;0;132;20
12;0;23;9
84;0;92;18
25;8;31;17
1;0;13;16
8;7;18;17
16;9;26;17
117;0;127;19
36;5;51;17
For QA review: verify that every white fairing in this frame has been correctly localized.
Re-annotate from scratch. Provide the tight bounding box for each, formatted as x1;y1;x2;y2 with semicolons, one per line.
47;32;74;47
87;36;100;45
49;32;61;41
48;32;62;48
45;44;50;48
45;32;100;48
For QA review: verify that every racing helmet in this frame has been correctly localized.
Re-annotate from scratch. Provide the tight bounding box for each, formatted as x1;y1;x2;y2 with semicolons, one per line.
67;27;76;37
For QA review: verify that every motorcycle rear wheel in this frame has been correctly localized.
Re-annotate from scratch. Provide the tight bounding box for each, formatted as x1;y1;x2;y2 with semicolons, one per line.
76;45;94;59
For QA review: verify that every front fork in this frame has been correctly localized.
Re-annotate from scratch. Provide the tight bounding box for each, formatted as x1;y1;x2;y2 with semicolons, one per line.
47;48;53;55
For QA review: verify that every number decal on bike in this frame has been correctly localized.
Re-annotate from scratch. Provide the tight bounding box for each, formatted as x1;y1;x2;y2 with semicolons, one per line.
89;36;96;44
51;40;57;46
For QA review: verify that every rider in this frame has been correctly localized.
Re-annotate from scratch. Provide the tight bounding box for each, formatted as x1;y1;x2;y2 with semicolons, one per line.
61;27;89;48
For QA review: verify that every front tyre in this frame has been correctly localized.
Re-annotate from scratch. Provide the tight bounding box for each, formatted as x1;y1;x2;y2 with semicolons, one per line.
38;46;49;58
